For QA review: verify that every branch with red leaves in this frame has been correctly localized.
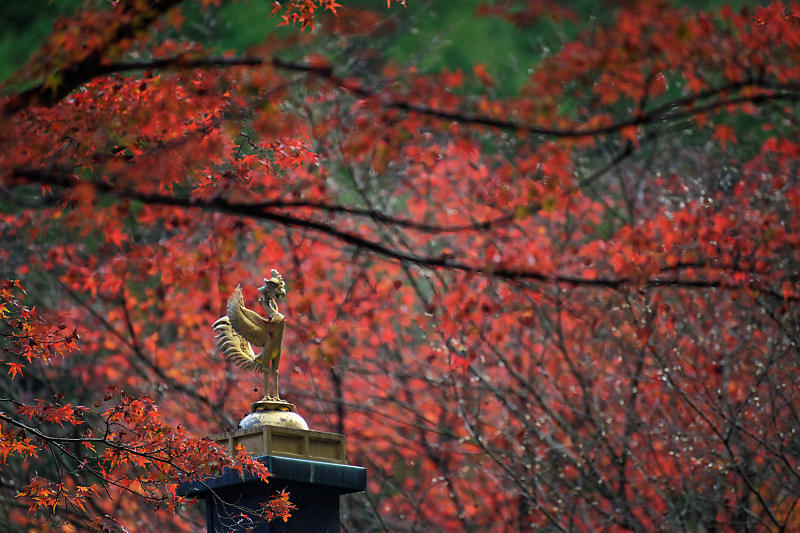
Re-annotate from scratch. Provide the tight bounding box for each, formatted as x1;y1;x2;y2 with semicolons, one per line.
12;50;800;142
8;167;796;302
0;282;291;529
0;392;291;529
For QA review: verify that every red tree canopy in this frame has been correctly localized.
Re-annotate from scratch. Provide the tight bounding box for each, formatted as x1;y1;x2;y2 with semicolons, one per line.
1;0;800;530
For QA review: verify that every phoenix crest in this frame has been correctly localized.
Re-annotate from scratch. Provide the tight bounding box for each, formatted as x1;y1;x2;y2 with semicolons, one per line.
212;269;287;400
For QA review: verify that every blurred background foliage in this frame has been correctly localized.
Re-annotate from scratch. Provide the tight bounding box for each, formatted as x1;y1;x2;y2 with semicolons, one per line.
1;0;750;93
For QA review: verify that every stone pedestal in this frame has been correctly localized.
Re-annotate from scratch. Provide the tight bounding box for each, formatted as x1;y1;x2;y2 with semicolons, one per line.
179;427;366;532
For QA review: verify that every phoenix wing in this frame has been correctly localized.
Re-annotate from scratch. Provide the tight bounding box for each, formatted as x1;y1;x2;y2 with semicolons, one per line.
212;316;263;372
227;285;269;346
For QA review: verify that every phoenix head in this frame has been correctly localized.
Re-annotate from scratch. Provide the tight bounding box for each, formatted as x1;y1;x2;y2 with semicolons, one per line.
258;269;286;304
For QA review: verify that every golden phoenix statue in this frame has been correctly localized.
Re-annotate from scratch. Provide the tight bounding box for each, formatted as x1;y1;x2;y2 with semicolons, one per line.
213;269;291;411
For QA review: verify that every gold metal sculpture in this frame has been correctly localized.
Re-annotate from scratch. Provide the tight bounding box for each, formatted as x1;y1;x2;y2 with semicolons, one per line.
213;269;293;413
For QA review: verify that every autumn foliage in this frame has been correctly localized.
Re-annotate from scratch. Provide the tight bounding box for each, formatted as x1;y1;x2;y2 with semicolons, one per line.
1;0;800;531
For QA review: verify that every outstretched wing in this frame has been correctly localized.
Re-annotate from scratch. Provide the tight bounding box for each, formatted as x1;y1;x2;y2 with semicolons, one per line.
227;285;269;346
212;316;263;372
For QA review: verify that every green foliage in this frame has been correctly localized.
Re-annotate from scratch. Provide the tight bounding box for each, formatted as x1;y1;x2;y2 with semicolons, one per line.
0;0;83;82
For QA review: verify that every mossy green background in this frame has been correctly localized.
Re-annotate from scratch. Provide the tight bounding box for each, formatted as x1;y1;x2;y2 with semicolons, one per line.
1;0;752;91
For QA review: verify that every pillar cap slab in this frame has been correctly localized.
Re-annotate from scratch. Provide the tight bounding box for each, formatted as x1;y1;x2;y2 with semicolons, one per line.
178;455;367;497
